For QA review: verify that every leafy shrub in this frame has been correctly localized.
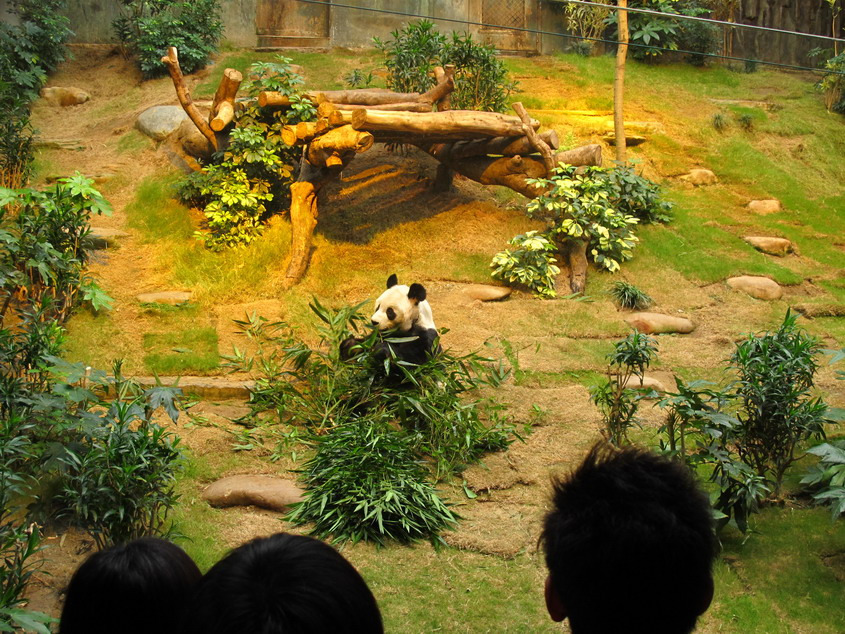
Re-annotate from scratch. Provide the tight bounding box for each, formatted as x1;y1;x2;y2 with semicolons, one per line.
736;113;754;131
599;164;673;224
818;51;845;114
0;111;34;189
224;301;514;542
6;0;72;74
591;331;658;445
730;310;829;496
610;280;652;310
287;419;458;544
343;68;374;89
178;57;315;249
490;231;560;298
526;164;640;274
0;175;113;326
561;0;611;54
802;440;845;520
114;0;222;78
374;20;517;112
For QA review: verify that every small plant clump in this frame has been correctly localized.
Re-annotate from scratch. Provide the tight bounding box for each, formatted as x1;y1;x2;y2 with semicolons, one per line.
490;231;561;298
591;331;658;445
711;112;729;132
223;301;515;543
736;113;754;132
610;281;653;310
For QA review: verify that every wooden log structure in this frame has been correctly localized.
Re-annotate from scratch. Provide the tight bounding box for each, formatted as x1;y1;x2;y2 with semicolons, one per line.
164;49;602;289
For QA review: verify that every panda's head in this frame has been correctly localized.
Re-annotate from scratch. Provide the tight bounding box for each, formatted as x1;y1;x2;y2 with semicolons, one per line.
371;274;427;332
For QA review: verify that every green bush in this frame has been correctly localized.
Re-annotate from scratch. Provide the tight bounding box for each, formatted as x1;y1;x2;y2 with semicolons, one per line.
526;164;640;274
374;20;517;112
802;440;845;520
178;57;316;249
609;280;652;310
287;419;458;545
490;231;560;299
591;331;658;445
599;164;673;224
818;51;845;114
114;0;222;78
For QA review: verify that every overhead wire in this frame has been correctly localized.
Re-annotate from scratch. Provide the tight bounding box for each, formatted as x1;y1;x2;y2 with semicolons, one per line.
292;0;845;76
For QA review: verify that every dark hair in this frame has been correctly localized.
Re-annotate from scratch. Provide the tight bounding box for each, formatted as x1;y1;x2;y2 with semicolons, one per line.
183;532;384;634
541;443;717;634
60;537;201;634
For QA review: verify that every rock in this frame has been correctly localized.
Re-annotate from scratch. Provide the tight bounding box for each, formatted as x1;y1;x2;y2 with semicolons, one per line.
603;120;665;134
624;312;695;335
621;375;666;393
40;86;90;107
173;118;215;160
134;376;254;400
136;291;193;305
602;133;647;147
135;106;189;141
202;475;304;513
462;284;512;302
726;276;783;300
743;236;793;256
89;227;129;249
747;199;782;215
792;303;845;318
680;169;718;186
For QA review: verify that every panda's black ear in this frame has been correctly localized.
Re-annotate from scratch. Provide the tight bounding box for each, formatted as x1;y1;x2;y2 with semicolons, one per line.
408;283;427;303
386;274;398;289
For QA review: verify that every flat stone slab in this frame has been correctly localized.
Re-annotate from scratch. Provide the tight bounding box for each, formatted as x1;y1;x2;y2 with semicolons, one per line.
462;284;512;301
602;133;647;147
711;99;777;111
136;105;189;141
621;375;666;394
90;227;129;249
680;169;718;186
41;86;90;107
34;139;85;151
748;199;782;215
726;276;783;300
137;291;193;305
792;303;845;318
134;376;255;400
624;312;695;334
202;475;304;513
743;236;793;256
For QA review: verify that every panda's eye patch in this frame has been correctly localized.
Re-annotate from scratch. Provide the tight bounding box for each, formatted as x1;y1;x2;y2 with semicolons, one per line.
386;308;396;321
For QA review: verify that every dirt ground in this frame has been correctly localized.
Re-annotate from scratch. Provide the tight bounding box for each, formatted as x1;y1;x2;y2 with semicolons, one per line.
24;45;845;622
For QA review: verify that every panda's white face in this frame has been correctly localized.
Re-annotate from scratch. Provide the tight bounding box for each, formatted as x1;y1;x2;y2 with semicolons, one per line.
370;274;434;332
371;285;418;331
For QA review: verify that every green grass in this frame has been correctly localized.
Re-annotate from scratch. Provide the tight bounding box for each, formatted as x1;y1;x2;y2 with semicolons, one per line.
116;130;152;155
143;326;219;374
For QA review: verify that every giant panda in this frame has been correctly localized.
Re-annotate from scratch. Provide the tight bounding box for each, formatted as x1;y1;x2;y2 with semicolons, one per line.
341;273;440;366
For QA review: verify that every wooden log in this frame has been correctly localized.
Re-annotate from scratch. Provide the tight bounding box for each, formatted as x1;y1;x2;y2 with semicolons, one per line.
161;47;217;150
513;102;555;174
296;121;320;140
554;144;603;168
259;92;291;108
306;125;373;168
210;68;242;132
281;125;298;146
313;89;423;105
350;110;539;139
316;101;337;118
420;64;455;106
330;102;433;112
429;130;560;160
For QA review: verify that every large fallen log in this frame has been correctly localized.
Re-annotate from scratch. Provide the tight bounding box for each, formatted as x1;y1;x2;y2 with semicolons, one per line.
210;68;242;132
161;47;217;150
427;130;560;161
350;109;540;139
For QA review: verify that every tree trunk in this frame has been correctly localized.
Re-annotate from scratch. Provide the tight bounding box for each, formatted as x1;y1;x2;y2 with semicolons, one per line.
161;47;217;151
209;68;242;132
567;239;589;294
430;130;559;160
614;0;629;164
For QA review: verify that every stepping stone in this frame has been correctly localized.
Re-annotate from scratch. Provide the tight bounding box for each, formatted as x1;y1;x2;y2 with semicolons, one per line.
462;284;512;302
137;290;193;305
680;169;718;186
792;303;845;318
624;312;695;335
134;376;255;400
40;86;90;107
747;199;782;215
136;105;189;141
202;475;304;513
622;375;666;393
743;236;793;256
726;276;783;300
89;227;129;249
34;139;85;151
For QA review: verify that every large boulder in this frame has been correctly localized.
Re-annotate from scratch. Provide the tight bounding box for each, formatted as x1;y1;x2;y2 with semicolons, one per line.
462;284;512;302
747;199;782;215
621;375;666;393
726;276;783;300
680;169;718;186
202;475;304;513
743;236;793;256
624;312;695;334
136;106;189;141
136;290;193;305
173;118;215;160
40;86;90;107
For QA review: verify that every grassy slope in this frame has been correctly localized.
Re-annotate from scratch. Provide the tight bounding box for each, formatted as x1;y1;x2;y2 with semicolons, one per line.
61;50;845;632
